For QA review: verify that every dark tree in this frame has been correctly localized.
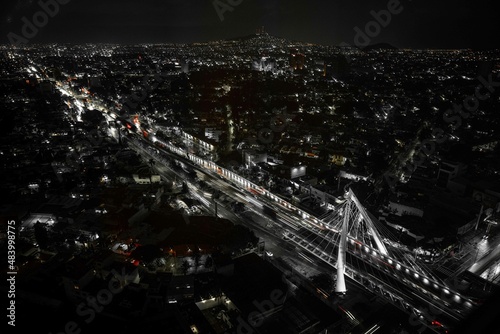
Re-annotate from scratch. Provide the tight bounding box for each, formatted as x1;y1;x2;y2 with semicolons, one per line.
181;260;190;275
204;256;213;268
192;246;201;272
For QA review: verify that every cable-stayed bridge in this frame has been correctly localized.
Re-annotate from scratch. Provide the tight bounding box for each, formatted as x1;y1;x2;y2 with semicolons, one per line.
283;189;476;332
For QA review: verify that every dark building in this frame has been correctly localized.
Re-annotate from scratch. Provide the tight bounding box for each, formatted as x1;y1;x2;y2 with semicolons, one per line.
289;48;305;71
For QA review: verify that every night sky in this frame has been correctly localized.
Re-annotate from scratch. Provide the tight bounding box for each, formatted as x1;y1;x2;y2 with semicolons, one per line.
1;0;499;48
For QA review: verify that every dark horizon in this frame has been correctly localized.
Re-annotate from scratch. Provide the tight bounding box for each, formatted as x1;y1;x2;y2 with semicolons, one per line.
1;0;499;49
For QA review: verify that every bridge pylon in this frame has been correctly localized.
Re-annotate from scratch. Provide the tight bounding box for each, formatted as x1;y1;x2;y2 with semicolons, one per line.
335;191;350;294
334;189;391;293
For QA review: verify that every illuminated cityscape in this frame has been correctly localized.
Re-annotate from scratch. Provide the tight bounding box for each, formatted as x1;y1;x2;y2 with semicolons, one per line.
1;1;500;334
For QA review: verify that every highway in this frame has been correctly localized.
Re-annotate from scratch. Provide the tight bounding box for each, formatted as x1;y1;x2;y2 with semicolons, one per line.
132;130;472;332
30;60;482;333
